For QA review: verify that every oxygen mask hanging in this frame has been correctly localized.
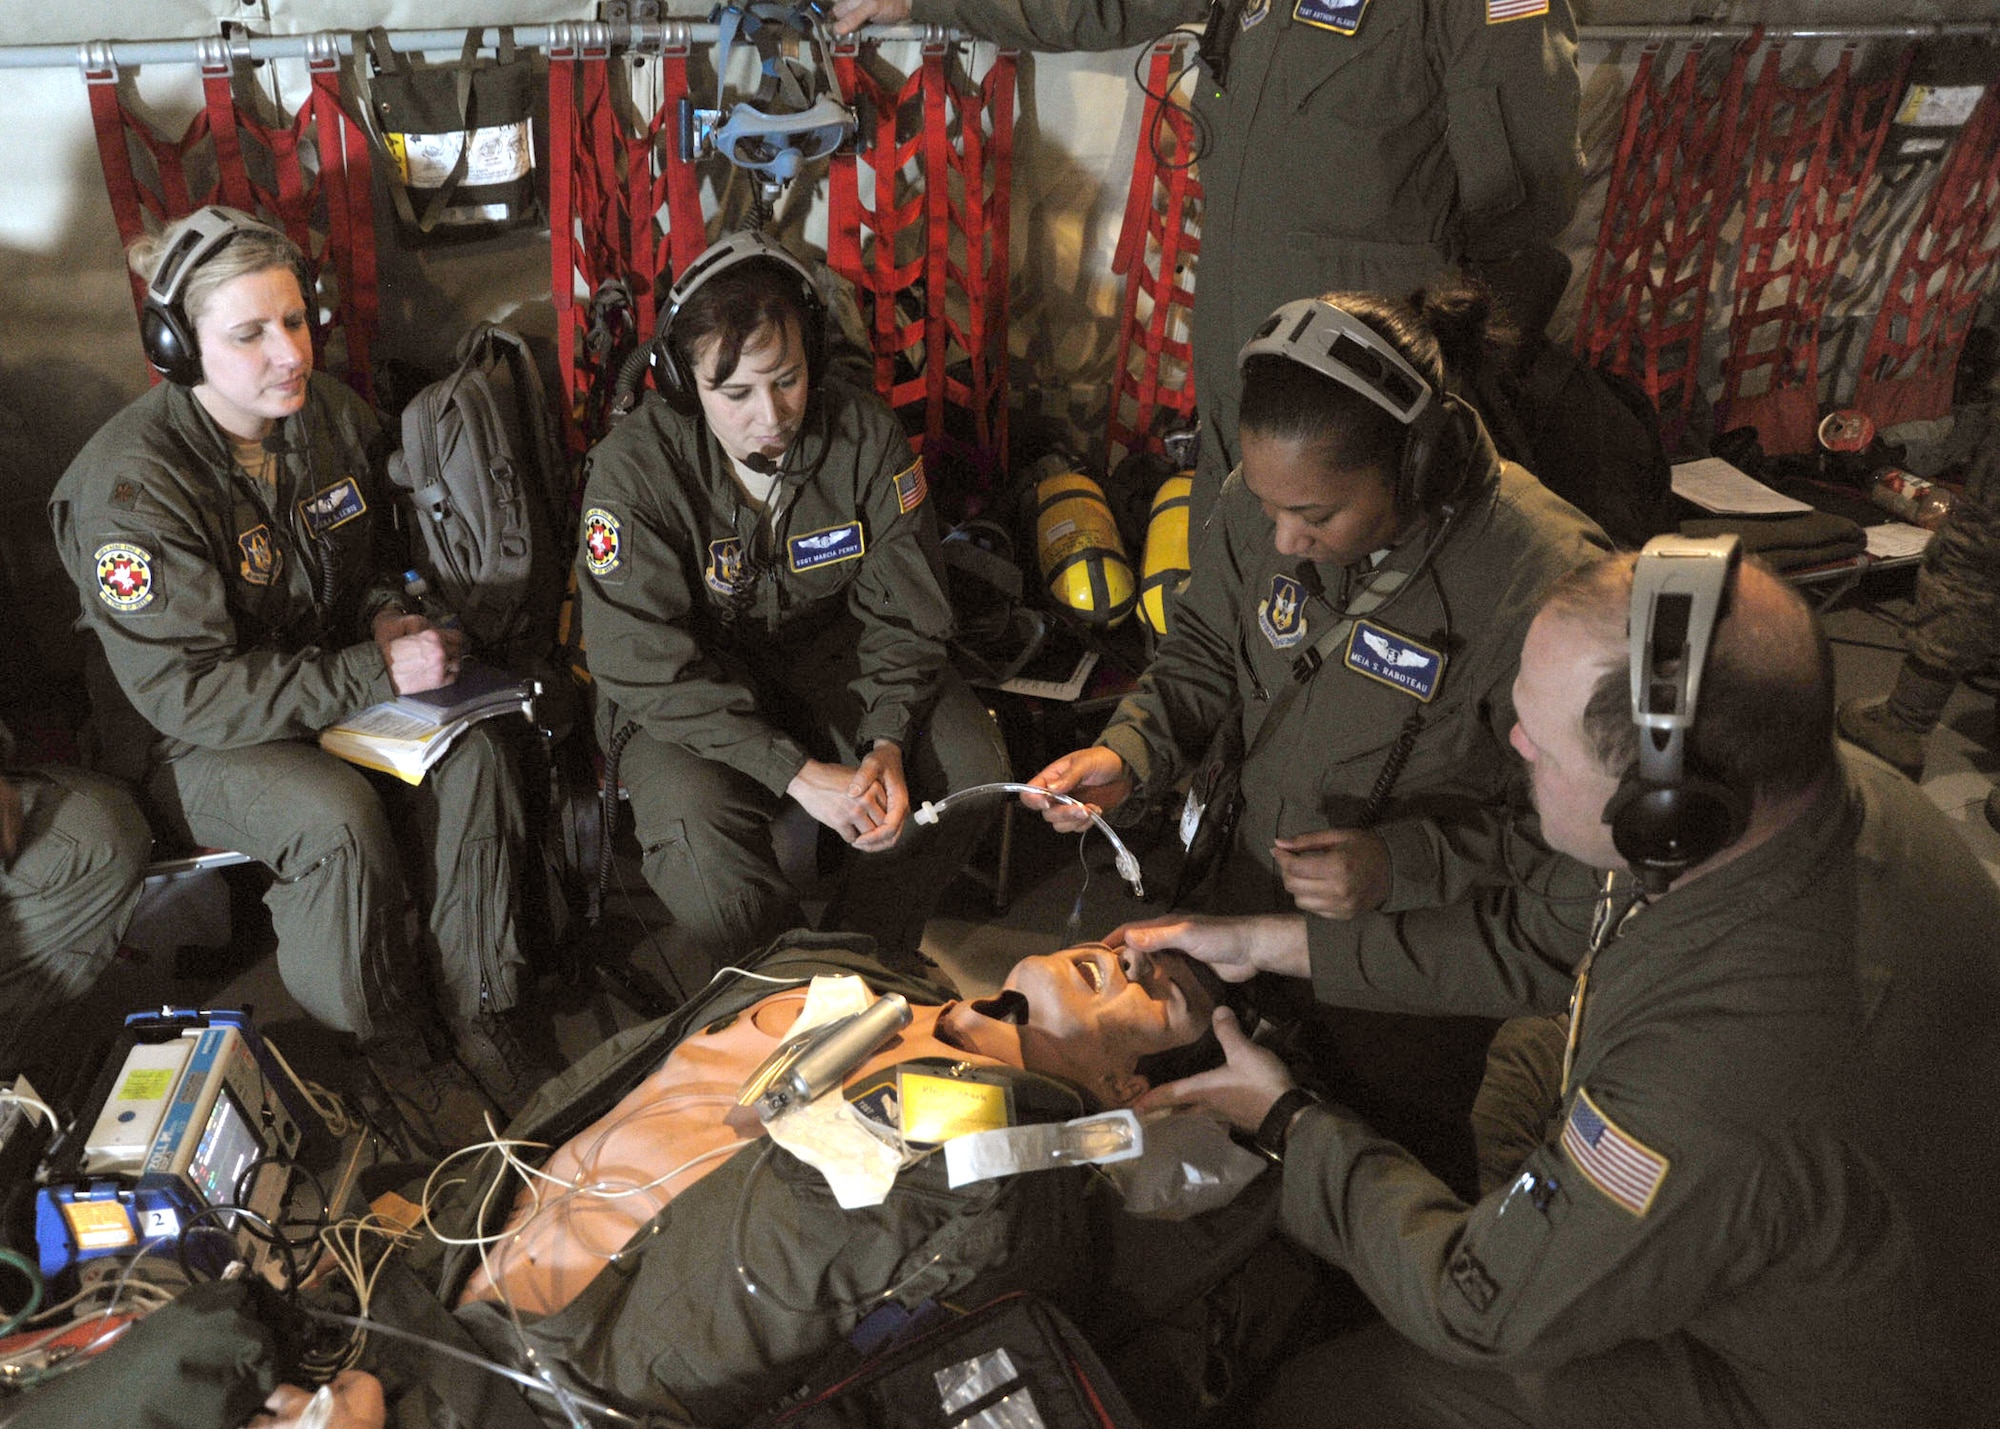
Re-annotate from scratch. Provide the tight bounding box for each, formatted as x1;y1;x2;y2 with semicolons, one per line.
682;2;857;206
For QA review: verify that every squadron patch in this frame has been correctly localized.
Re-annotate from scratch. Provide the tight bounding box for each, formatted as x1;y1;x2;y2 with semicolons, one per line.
297;476;367;537
94;542;157;612
788;521;866;573
1292;0;1369;35
706;536;746;594
237;524;281;586
583;508;622;577
1344;619;1446;702
893;457;928;515
1562;1087;1669;1217
1486;0;1550;21
1257;571;1308;650
1239;0;1271;30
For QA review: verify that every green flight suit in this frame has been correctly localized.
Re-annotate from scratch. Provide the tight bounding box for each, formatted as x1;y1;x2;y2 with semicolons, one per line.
1270;747;1994;1428
576;375;1007;969
1093;427;1605;1191
0;733;150;1078
47;376;530;1039
909;0;1583;518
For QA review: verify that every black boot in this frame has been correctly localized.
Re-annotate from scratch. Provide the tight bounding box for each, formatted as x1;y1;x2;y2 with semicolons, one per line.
448;1008;554;1118
359;1030;501;1158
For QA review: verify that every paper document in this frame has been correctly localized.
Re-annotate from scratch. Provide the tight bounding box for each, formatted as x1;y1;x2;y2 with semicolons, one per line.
1670;458;1814;515
1864;522;1933;560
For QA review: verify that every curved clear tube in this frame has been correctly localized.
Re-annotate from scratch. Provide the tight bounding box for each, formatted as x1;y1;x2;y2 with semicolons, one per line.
913;782;1144;899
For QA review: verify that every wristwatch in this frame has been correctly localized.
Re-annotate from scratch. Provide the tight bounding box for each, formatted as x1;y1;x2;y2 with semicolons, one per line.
1252;1087;1322;1164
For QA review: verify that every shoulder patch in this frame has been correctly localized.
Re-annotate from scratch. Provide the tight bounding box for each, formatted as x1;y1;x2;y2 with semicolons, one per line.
1292;0;1368;35
893;457;927;515
1344;619;1446;701
1561;1087;1669;1216
583;507;622;577
1487;0;1550;21
94;541;158;613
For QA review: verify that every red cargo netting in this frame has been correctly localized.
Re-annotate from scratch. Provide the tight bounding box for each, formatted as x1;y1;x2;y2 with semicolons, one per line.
1574;37;1757;449
1854;80;2000;429
83;44;379;397
547;34;708;460
1106;40;1202;466
1715;44;1907;454
828;39;1016;498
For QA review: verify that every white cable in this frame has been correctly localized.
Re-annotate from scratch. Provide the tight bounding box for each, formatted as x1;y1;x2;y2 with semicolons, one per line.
914;781;1145;899
0;1087;60;1131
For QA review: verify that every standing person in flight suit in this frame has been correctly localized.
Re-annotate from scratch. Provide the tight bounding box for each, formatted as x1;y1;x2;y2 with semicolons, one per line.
575;231;1008;975
830;0;1584;524
1022;285;1606;1194
47;207;539;1147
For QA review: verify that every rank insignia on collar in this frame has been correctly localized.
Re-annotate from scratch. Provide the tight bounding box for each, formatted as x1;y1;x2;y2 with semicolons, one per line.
706;536;745;594
94;541;157;612
894;457;927;514
297;476;367;537
237;524;281;586
788;521;866;572
1292;0;1368;35
1240;0;1271;32
583;507;622;577
1344;619;1446;701
1257;571;1308;649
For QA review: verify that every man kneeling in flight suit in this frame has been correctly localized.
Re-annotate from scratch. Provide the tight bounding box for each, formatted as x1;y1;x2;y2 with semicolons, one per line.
1121;541;1999;1428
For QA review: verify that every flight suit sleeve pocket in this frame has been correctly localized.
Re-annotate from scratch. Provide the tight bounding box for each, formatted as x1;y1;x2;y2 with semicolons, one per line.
1444;84;1527;224
1440;1150;1571;1350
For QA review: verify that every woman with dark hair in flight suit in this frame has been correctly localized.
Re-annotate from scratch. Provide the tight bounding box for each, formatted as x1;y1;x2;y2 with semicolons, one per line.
47;207;536;1149
1025;283;1607;1193
576;231;1007;974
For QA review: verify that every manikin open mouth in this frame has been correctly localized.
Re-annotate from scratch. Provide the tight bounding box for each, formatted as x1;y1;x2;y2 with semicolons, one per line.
1074;954;1103;991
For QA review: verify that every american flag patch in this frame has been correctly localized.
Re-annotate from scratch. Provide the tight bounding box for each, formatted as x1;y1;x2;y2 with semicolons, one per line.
1487;0;1549;21
1562;1088;1668;1216
894;457;927;514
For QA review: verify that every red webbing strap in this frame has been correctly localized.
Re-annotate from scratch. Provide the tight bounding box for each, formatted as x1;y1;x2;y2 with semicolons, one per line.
1572;36;1756;450
827;52;926;415
658;50;706;284
83;60;154;323
202;61;255;214
308;56;378;400
1854;81;2000;428
1106;42;1202;463
1716;43;1907;453
828;43;867;295
921;41;953;453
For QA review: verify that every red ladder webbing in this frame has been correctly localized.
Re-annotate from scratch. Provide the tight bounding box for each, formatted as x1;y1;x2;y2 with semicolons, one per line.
1716;43;1907;454
1106;42;1201;465
1573;36;1757;450
1854;81;2000;429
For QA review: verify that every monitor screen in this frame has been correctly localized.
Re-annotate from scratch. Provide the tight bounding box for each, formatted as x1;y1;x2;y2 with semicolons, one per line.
187;1086;263;1207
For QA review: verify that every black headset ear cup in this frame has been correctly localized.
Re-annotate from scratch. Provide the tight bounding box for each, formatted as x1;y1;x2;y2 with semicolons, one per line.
1603;763;1749;880
1398;391;1475;512
141;302;202;387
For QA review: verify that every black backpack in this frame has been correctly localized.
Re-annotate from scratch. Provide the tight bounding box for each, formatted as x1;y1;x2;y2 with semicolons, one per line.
385;323;570;668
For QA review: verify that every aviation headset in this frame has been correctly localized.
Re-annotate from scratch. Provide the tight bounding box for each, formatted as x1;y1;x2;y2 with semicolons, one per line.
141;206;307;387
649;230;830;417
1236;297;1476;514
1603;533;1751;894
